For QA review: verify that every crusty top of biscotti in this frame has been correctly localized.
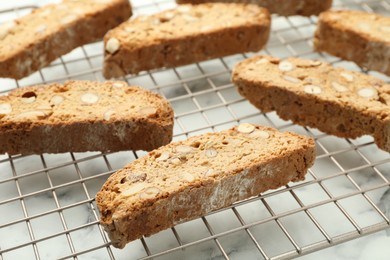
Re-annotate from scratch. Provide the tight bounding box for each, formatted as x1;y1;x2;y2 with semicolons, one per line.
176;0;333;16
232;55;390;114
318;10;390;43
104;3;270;54
0;0;127;60
0;80;173;129
97;123;314;222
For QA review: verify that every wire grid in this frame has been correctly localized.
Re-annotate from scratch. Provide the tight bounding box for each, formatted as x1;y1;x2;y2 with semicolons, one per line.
0;0;390;259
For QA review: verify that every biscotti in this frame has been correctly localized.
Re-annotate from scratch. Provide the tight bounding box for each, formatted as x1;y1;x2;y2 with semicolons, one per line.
0;81;173;155
103;3;270;78
314;10;390;76
232;55;390;152
96;123;315;248
0;0;132;79
176;0;332;16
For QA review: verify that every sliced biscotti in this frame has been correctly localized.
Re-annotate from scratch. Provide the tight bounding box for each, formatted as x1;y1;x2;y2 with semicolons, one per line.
314;10;390;76
96;123;315;248
0;0;132;79
0;81;173;155
232;55;390;152
176;0;332;16
103;3;270;78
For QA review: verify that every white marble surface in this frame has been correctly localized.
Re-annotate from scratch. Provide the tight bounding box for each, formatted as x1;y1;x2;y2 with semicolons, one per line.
0;0;390;260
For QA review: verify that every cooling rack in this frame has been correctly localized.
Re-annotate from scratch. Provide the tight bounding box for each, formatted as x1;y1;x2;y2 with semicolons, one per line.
0;0;390;259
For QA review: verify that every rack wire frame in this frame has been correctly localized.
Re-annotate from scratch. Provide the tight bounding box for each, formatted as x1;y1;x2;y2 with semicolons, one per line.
0;0;389;259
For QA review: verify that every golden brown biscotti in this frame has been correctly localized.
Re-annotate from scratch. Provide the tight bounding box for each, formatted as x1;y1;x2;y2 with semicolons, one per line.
96;123;315;248
103;3;270;78
176;0;332;16
314;10;390;76
0;0;132;79
232;55;390;152
0;81;174;155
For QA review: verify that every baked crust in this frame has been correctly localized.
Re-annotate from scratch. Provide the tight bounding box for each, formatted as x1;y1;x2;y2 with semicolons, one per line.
232;55;390;152
0;0;132;79
103;3;270;78
175;0;332;16
0;81;174;155
314;10;390;76
96;124;315;248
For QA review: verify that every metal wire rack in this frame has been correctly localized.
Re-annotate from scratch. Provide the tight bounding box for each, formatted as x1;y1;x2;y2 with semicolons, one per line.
0;0;390;259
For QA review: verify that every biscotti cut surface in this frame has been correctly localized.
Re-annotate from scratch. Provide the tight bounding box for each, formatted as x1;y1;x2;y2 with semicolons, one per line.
0;0;132;79
232;55;390;152
176;0;332;16
0;81;173;155
103;3;270;78
314;10;390;76
96;123;315;248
